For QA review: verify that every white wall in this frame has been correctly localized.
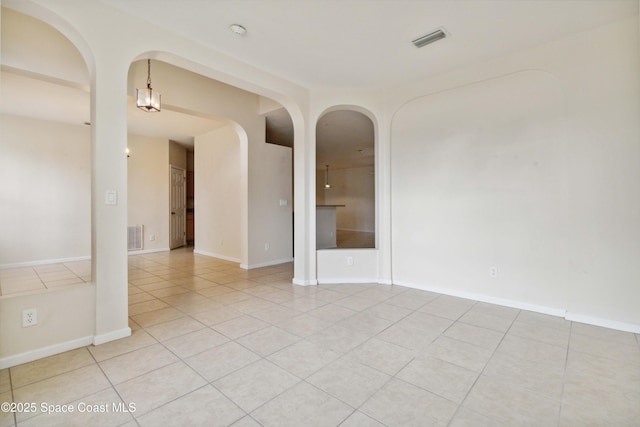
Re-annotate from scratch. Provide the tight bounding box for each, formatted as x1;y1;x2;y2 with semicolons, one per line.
127;134;170;252
0;114;91;266
194;126;242;262
390;16;640;331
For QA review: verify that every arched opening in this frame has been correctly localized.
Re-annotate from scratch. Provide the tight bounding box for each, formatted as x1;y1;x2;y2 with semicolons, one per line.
316;109;376;249
0;7;92;287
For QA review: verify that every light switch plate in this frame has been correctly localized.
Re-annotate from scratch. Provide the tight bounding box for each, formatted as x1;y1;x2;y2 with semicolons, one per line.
105;190;117;205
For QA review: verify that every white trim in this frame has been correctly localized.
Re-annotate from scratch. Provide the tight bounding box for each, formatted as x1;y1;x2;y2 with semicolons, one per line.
193;250;241;264
378;279;393;286
292;278;318;286
127;248;170;256
393;279;566;318
93;327;132;346
566;312;640;334
0;335;93;369
317;277;379;285
240;257;294;270
0;256;90;270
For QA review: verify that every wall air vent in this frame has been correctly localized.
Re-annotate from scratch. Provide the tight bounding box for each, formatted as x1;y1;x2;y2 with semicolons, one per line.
412;28;447;48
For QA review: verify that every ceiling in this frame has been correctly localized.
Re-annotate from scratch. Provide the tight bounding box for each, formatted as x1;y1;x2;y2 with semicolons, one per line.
2;1;637;165
103;0;637;89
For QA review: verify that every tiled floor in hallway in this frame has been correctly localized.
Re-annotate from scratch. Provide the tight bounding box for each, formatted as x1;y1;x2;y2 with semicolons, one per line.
1;247;639;426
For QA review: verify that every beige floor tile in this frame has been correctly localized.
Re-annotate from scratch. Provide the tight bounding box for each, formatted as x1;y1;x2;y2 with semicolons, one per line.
569;331;640;364
251;381;353;427
250;306;301;324
128;292;156;305
572;322;639;345
145;316;205;341
384;293;431;310
306;324;371;354
148;286;190;298
443;322;504;350
185;342;260;382
422;336;493;372
377;322;440;351
361;302;412;322
195;285;236;298
559;401;640;427
345;337;415;376
494;334;567;367
88;329;157;362
190;305;244;326
276;314;334;338
333;295;380;312
0;369;11;393
159;291;210;308
227;297;280;315
137;385;245;427
115;362;206;416
397;311;454;334
236;326;300;357
99;344;179;384
267;339;341;379
131;307;185;327
307;358;390;407
307;304;358;325
13;365;111;422
17;387;135;427
339;411;387;427
449;407;503;427
336;312;393;336
396;356;478;403
458;310;514;333
483;350;565;400
163;328;229;359
507;320;570;348
128;299;169;316
10;348;95;388
360;378;457;427
418;295;476;320
0;391;14;427
213;360;300;412
212;315;269;339
43;277;85;288
1;280;46;295
462;375;560;426
279;297;325;312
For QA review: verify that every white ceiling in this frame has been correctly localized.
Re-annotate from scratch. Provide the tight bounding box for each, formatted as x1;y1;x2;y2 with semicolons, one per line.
103;0;637;88
2;1;637;162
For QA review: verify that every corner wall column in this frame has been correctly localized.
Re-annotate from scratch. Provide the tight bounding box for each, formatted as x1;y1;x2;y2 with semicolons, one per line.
91;56;131;344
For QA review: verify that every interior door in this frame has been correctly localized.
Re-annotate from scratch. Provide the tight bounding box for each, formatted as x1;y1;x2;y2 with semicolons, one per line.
170;165;186;249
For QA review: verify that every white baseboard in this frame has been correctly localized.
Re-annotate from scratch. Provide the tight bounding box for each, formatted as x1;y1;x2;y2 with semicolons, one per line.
565;312;640;334
93;327;131;345
393;279;566;318
0;256;91;270
292;278;318;286
317;277;379;285
241;257;294;270
0;335;94;369
128;248;170;256
378;279;393;286
193;250;241;264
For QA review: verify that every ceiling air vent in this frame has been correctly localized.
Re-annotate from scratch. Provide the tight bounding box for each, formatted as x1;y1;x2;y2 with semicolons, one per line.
412;28;447;48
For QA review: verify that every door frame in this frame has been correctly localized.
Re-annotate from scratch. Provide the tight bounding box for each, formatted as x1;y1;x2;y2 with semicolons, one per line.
169;164;187;249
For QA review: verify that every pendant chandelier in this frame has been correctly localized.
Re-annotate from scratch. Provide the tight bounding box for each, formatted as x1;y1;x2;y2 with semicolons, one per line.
324;165;332;189
136;59;161;112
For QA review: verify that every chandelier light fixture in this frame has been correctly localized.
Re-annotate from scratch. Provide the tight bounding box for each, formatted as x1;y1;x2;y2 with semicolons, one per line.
324;165;332;189
136;59;161;112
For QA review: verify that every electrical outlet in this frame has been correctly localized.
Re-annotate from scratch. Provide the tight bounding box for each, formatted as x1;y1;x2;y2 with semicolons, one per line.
347;256;354;266
220;239;224;246
149;234;156;241
22;308;37;327
489;267;498;278
264;243;270;251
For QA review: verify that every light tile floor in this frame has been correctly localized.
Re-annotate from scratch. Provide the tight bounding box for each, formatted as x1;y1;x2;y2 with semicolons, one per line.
0;261;91;296
1;247;639;426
